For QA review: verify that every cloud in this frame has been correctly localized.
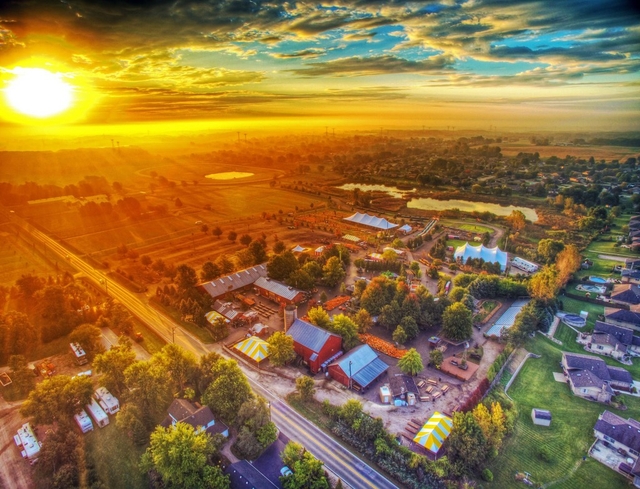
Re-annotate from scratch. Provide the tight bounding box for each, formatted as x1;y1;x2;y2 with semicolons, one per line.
290;54;455;77
270;48;326;59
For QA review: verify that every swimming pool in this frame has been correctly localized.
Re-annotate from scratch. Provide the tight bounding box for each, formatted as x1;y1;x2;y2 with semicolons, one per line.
578;284;606;294
562;314;586;328
588;276;607;284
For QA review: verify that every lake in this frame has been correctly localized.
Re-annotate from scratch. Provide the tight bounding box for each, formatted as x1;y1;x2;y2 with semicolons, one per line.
407;197;538;221
337;183;415;198
205;172;254;180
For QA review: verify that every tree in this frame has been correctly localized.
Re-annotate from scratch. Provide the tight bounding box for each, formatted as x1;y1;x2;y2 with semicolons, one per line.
267;251;299;281
505;209;526;232
207;315;229;342
392;325;407;345
203;359;253;424
302;261;322;280
267;332;296;366
141;423;229;489
175;264;198;296
124;360;171;424
201;261;221;282
280;442;330;489
9;354;35;395
0;311;37;364
295;376;316;401
239;234;252;246
93;342;137;397
273;240;287;254
399;316;419;340
322;256;346;287
248;240;268;264
69;323;104;359
228;231;237;242
529;266;560;301
215;255;234;274
21;375;93;425
331;314;359;350
16;274;44;298
233;397;277;460
398;348;423;376
537;239;565;264
153;343;198;393
556;244;581;287
448;411;488;472
117;403;149;445
378;301;402;331
212;226;222;239
286;269;315;290
409;261;422;278
307;306;331;329
442;302;473;341
429;349;443;369
353;309;373;333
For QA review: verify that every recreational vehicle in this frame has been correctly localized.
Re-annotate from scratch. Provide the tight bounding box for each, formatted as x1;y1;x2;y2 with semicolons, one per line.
14;423;41;464
95;387;120;414
69;342;88;365
74;409;94;433
86;399;109;428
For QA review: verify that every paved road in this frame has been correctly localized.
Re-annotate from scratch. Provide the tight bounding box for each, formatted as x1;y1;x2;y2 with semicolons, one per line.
2;207;399;489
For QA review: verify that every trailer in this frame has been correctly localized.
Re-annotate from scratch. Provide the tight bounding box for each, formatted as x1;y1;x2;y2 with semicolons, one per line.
74;409;94;433
69;342;88;365
14;423;41;464
95;387;120;414
86;399;109;427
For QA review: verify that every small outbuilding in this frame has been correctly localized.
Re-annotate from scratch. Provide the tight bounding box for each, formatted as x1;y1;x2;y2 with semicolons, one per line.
531;408;552;426
328;344;389;392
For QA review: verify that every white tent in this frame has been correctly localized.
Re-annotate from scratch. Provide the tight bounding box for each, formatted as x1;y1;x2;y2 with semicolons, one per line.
398;224;412;234
344;212;398;230
454;243;508;271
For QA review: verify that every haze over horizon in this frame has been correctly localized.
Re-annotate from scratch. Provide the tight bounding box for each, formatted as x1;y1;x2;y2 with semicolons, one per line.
1;0;640;135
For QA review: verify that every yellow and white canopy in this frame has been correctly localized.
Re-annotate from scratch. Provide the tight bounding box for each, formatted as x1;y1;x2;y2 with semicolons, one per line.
234;336;270;363
413;412;453;453
205;310;228;324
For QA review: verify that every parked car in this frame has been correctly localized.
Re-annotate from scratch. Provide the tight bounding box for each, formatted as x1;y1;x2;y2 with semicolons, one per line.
280;466;293;477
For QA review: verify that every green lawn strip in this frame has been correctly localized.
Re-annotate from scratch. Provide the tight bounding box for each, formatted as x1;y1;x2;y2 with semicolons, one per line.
486;336;633;489
148;300;214;343
129;316;167;355
84;422;148;489
446;239;469;250
586;240;637;258
453;223;495;235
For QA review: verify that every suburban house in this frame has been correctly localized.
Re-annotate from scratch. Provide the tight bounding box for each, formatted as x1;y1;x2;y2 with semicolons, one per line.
611;284;640;305
561;352;634;403
161;399;229;438
605;307;640;331
287;318;342;373
622;269;640;283
589;321;640;358
197;264;267;301
626;258;640;271
592;410;640;487
253;277;305;306
328;344;389;392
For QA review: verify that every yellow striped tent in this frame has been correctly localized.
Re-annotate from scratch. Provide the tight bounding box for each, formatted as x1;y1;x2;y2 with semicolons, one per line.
205;310;228;324
233;336;270;363
413;412;453;453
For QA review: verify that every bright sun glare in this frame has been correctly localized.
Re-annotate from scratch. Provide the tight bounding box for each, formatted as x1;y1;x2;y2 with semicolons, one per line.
4;68;74;118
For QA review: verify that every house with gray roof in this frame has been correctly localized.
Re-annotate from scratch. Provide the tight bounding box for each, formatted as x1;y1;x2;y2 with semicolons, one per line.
562;352;633;403
198;265;267;300
328;344;389;392
161;399;229;437
287;319;342;373
254;277;305;305
592;410;640;487
605;307;640;332
611;284;640;305
587;322;640;359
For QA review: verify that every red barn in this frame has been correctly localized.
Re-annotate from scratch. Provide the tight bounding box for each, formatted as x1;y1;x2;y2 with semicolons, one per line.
328;344;389;392
253;277;306;306
287;319;342;374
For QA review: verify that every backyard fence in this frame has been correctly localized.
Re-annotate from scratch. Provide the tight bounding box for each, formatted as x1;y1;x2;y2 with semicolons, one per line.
563;291;630;310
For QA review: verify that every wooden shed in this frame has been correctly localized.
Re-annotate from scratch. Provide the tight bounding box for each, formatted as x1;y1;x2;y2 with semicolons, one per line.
531;408;552;426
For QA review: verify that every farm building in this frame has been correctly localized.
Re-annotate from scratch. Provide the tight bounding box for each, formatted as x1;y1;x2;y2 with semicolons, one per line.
198;264;267;300
212;300;242;322
398;224;412;234
162;399;229;437
413;412;453;456
562;352;634;403
485;299;530;338
531;409;552;426
327;344;389;391
233;336;270;365
287;318;342;373
14;423;41;463
253;277;305;305
343;212;398;230
512;256;539;273
454;243;508;271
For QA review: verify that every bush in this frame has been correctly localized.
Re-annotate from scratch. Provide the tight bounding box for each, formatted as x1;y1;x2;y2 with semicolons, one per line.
538;446;552;463
482;468;494;482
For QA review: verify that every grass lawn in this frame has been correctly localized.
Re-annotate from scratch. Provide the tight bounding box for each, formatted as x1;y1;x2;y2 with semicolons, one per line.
84;422;148;489
486;335;638;489
575;255;619;281
447;239;469;250
558;295;603;329
585;239;638;258
130;316;167;355
453;223;495;235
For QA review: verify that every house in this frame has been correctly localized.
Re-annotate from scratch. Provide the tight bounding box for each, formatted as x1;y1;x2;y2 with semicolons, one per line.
592;411;640;487
531;409;552;426
605;307;640;331
622;269;640;283
253;277;305;306
287;318;342;373
327;344;389;392
626;258;640;271
562;352;634;403
94;387;120;415
198;264;267;301
591;321;640;357
161;399;229;438
611;284;640;305
225;460;273;489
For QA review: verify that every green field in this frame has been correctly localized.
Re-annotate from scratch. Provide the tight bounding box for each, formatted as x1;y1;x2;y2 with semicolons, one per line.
447;239;469;250
558;295;603;329
486;335;638;489
85;422;148;489
454;223;495;235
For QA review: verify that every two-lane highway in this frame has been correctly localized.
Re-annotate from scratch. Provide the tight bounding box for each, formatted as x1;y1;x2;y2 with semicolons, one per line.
2;207;399;489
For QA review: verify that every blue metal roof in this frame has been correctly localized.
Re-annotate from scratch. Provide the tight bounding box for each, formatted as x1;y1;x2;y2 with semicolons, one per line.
288;319;339;353
331;344;389;388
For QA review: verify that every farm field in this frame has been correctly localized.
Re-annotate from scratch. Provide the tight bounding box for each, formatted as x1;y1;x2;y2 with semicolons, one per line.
486;335;637;489
451;223;494;235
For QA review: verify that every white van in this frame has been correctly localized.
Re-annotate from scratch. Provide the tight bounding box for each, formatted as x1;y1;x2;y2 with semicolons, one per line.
86;399;109;428
74;409;94;433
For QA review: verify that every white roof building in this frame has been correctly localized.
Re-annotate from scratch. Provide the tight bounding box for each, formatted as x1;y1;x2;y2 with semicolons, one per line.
343;212;398;230
454;243;508;271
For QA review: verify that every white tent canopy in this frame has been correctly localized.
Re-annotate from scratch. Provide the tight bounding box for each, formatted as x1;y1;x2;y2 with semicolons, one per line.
454;243;508;271
344;212;398;230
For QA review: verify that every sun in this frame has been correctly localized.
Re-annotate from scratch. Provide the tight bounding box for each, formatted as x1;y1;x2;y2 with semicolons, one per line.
4;68;74;118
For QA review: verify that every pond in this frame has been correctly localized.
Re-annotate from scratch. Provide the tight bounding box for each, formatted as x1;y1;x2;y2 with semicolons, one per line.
337;183;415;198
205;172;254;180
407;197;538;222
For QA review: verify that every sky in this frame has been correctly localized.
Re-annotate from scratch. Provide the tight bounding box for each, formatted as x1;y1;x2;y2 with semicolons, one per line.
1;0;640;133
